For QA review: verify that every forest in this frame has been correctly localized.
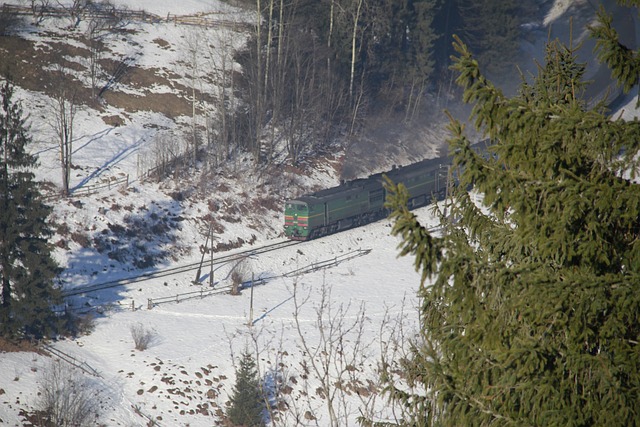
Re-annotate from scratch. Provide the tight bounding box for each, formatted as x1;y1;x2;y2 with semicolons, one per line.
230;0;539;165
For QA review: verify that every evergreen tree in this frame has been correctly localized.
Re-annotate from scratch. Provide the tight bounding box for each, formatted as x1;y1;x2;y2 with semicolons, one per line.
227;351;265;427
0;78;62;340
381;3;640;425
445;0;535;77
589;2;640;101
367;0;439;116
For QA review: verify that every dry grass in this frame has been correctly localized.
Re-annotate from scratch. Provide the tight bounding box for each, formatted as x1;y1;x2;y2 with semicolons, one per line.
0;337;45;354
130;323;156;351
0;29;202;118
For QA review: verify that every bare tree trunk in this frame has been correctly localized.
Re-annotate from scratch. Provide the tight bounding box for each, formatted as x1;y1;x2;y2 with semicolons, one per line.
191;88;198;166
348;0;365;136
348;0;363;102
49;65;76;196
206;27;237;168
254;0;263;163
404;77;427;123
293;277;371;426
262;0;276;163
328;0;334;73
86;20;104;98
30;0;50;25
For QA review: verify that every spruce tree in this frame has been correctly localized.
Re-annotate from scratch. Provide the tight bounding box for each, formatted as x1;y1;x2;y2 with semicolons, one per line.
0;78;62;340
455;0;533;76
381;4;640;426
227;351;265;427
368;0;438;115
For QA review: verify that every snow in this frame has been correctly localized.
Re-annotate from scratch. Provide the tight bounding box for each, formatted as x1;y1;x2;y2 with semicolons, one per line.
47;0;248;16
0;1;433;425
1;0;639;425
543;0;587;26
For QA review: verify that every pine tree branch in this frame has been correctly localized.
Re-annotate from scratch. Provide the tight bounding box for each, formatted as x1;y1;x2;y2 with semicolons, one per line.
589;6;640;100
383;175;442;286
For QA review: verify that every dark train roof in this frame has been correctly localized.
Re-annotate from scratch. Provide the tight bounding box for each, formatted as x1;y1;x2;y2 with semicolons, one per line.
291;155;451;205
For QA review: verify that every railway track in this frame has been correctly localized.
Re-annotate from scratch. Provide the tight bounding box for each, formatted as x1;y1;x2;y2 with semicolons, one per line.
61;239;300;297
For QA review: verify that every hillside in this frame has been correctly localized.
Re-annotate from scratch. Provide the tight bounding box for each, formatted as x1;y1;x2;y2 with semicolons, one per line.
1;0;639;426
2;0;344;266
0;2;432;426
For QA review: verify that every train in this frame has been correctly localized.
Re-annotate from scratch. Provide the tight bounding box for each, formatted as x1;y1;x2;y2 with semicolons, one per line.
284;155;452;240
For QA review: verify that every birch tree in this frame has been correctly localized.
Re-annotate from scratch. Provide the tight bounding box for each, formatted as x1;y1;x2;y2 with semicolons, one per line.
49;64;77;196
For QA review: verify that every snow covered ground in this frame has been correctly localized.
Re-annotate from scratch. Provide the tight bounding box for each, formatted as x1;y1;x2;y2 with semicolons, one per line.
1;0;639;425
1;212;436;426
0;1;436;425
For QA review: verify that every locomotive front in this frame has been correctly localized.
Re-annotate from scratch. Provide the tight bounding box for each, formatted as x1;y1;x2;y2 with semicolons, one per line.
284;200;310;240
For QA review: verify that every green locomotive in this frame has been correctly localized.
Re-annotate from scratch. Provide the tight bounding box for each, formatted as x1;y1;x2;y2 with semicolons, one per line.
284;156;450;240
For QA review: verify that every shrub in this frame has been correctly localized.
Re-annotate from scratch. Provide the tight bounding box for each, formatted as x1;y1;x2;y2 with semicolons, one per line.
230;271;243;296
60;311;95;338
34;361;101;427
70;231;91;248
230;257;251;296
130;323;156;351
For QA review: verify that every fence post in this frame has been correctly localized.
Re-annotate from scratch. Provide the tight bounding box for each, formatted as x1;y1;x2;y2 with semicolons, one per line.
248;273;254;326
131;300;135;311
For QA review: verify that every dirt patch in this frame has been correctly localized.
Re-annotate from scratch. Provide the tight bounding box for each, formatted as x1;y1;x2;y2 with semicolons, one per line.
0;337;45;354
101;90;192;117
153;38;171;49
0;31;203;119
126;66;185;90
48;39;91;60
102;114;126;126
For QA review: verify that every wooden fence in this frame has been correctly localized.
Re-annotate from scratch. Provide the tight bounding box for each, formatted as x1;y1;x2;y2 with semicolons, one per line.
283;249;371;278
146;249;370;310
43;174;129;202
147;284;232;309
2;3;250;30
40;343;102;378
70;174;129;197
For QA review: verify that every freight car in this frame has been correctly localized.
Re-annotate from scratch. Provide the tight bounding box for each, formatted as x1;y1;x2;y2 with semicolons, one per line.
284;155;451;240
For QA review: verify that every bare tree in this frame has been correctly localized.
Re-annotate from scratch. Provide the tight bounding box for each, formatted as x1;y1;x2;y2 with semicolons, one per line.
28;0;51;25
0;4;23;35
203;29;237;169
179;28;208;167
291;276;374;426
85;26;103;98
252;0;266;163
84;1;125;98
139;130;183;182
364;298;421;426
222;271;408;426
48;64;78;196
56;0;88;27
35;360;101;427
